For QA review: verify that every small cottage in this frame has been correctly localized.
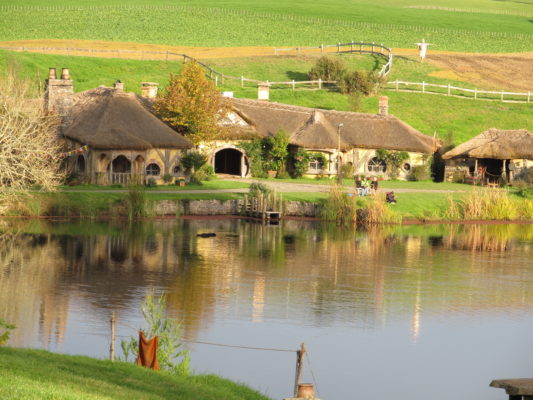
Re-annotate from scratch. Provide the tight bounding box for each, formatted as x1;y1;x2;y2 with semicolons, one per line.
46;68;192;185
442;129;533;184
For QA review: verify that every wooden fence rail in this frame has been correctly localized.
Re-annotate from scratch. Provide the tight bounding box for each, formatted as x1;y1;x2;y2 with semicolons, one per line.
274;41;393;76
385;80;532;103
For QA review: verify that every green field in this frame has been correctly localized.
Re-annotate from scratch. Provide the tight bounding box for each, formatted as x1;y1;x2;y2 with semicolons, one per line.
0;347;271;400
0;0;532;52
2;49;530;145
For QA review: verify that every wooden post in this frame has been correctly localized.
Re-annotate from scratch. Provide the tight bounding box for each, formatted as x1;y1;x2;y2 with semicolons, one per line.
241;76;244;88
351;40;354;52
215;76;218;86
294;343;306;397
109;312;116;361
337;42;340;53
318;78;322;90
474;88;477;100
501;90;504;102
292;80;295;90
395;80;399;91
528;91;531;103
320;44;324;53
447;84;451;96
371;42;374;54
422;81;425;93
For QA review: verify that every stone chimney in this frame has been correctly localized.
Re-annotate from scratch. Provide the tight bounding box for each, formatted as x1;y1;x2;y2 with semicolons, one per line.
258;83;270;101
45;67;74;115
378;96;389;116
141;82;159;99
113;80;124;91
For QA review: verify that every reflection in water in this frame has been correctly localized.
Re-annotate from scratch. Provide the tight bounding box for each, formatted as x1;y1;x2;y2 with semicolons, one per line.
0;220;532;400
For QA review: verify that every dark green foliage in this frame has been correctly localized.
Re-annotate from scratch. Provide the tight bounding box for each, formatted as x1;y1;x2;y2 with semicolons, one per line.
181;151;207;172
249;182;271;198
145;178;157;188
193;164;216;183
240;140;267;178
265;129;290;173
308;56;345;82
339;70;374;95
290;148;311;178
163;174;174;184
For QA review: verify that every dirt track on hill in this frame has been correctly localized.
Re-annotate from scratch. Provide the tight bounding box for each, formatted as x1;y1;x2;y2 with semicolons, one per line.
1;39;532;90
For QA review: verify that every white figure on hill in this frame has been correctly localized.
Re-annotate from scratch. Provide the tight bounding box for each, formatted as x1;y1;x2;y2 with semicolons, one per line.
416;39;432;61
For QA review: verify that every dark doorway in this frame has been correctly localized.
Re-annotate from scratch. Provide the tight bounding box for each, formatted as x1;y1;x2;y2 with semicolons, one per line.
479;158;505;182
109;155;131;173
76;156;85;173
215;148;242;175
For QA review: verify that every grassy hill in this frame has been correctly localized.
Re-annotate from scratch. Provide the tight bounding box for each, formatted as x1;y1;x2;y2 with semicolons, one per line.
0;346;271;400
1;49;530;145
0;0;532;52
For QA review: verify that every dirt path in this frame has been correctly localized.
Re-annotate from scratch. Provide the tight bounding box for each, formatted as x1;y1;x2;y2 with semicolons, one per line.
2;39;531;91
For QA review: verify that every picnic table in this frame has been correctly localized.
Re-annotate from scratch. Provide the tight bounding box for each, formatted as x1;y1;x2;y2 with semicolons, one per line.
490;379;533;399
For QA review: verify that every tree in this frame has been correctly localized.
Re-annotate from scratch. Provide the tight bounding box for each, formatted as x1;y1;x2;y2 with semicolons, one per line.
265;129;290;175
376;149;409;179
308;56;345;82
154;61;229;145
0;70;64;212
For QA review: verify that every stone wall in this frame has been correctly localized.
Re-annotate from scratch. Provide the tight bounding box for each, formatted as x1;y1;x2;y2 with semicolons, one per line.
150;199;320;217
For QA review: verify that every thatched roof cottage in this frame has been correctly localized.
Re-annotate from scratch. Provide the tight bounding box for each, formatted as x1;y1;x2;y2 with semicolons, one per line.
442;129;533;183
46;68;192;185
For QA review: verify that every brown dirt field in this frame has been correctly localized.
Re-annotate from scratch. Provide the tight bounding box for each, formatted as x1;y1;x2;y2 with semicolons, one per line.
1;39;532;91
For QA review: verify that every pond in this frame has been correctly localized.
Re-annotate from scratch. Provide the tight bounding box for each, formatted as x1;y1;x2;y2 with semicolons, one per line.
0;218;532;400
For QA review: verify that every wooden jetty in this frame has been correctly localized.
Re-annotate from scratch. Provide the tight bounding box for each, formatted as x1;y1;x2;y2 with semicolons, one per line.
490;379;533;400
241;190;282;223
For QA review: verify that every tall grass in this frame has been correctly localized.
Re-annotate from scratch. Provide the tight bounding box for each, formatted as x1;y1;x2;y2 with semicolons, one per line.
361;193;402;225
445;189;533;220
320;185;357;225
125;185;146;219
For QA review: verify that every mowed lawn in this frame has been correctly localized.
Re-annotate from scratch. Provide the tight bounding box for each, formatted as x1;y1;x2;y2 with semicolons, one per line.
0;0;531;52
0;347;272;400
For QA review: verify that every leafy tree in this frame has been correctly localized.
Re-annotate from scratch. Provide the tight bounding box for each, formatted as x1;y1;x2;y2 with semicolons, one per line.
290;148;311;178
308;56;345;82
154;61;229;145
265;129;290;174
339;70;376;95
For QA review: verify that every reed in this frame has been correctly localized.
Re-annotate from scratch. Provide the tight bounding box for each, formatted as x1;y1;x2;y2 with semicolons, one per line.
445;189;533;220
320;185;357;225
361;193;401;225
125;185;146;219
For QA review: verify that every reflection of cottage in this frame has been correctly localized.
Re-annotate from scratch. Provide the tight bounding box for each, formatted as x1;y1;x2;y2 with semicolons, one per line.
211;95;438;179
442;129;533;184
46;68;192;185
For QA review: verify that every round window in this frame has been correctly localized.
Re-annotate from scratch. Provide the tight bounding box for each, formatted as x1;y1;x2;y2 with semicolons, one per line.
403;163;411;172
367;157;387;173
146;163;161;176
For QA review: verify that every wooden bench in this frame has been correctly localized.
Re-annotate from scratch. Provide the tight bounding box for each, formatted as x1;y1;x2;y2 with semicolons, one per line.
490;379;533;400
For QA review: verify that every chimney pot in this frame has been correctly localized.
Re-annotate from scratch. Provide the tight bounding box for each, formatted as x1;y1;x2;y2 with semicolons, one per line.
48;67;57;80
378;96;389;116
61;68;70;80
141;82;159;99
258;83;270;101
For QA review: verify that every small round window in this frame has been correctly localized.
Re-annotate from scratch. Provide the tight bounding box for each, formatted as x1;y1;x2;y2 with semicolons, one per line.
173;165;182;175
146;163;161;176
403;163;411;172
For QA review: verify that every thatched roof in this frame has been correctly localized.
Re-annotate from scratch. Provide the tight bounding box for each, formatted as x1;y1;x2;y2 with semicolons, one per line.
62;87;192;150
230;98;438;153
442;129;533;160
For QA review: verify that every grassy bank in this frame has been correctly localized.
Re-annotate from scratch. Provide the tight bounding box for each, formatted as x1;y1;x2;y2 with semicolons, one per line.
0;1;532;52
0;347;271;400
1;50;531;145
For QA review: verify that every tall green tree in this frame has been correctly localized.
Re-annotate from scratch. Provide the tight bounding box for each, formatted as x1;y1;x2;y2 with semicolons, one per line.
154;61;228;145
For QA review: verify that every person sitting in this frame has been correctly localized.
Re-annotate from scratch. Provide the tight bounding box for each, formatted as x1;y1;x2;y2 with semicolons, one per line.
355;176;365;196
371;177;379;194
386;191;397;204
361;176;370;196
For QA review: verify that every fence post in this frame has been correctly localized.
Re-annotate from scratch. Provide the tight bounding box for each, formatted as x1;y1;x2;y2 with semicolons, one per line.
292;80;295;90
241;76;244;88
274;48;278;56
528;92;531;103
422;81;425;93
372;42;374;54
337;42;340;53
474;88;477;100
215;76;218;86
318;78;322;90
395;80;399;91
293;343;306;397
447;84;451;96
109;312;116;361
351;40;354;52
500;90;504;101
321;44;324;53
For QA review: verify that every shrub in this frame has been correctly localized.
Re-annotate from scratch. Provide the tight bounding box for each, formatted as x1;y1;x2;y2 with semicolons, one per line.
125;185;146;219
290;148;311;178
163;174;173;184
409;165;430;181
192;164;215;183
181;151;207;172
240;139;267;178
249;182;271;198
265;129;290;173
341;163;354;179
145;178;157;187
339;70;374;95
376;150;409;179
308;56;345;82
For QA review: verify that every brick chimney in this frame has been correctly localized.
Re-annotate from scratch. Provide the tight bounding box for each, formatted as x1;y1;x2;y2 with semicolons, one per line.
378;96;389;116
258;83;270;101
45;67;73;115
141;82;158;99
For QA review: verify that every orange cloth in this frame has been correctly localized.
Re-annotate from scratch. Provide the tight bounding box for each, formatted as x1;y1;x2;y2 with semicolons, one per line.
136;331;160;370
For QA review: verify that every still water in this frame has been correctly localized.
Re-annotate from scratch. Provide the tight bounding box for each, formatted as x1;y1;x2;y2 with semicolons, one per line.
0;218;532;400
